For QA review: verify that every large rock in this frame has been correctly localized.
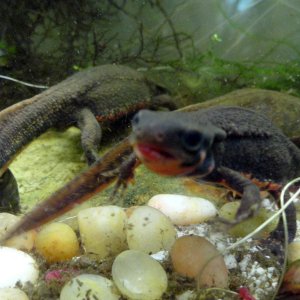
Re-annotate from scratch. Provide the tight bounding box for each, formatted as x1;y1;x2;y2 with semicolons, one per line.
181;88;300;138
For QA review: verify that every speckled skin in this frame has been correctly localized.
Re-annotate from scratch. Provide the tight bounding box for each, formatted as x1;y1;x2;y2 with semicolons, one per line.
0;64;174;211
131;106;300;242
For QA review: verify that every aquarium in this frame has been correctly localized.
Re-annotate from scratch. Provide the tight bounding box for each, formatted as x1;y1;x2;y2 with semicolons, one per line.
0;1;300;299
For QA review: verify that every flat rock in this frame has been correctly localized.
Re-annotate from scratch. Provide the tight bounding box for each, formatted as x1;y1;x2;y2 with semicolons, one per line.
181;88;300;137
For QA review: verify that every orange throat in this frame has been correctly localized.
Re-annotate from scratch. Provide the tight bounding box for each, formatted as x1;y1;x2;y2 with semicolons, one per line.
133;143;196;176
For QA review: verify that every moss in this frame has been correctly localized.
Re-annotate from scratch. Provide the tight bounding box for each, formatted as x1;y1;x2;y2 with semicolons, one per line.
10;127;85;211
144;54;300;106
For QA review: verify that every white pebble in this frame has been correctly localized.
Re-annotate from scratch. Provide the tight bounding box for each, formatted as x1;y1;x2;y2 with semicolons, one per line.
176;290;196;300
148;194;217;225
0;288;29;300
0;247;39;288
239;254;251;272
151;250;168;262
268;267;275;273
256;267;265;275
112;250;168;300
60;274;120;300
224;254;237;269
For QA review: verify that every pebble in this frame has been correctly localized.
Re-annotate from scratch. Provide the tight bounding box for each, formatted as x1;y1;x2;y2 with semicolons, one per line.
126;205;176;253
0;288;29;300
0;246;39;288
170;235;228;288
148;194;217;225
0;213;36;251
281;260;300;294
288;241;300;263
219;201;276;237
112;249;168;300
78;206;127;259
176;290;197;300
60;274;120;300
35;222;79;263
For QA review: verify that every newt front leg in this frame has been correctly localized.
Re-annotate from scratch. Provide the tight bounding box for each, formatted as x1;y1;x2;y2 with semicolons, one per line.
75;107;102;165
216;166;261;223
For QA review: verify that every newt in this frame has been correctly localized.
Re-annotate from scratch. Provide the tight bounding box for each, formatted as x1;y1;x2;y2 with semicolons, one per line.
130;106;300;242
0;64;174;212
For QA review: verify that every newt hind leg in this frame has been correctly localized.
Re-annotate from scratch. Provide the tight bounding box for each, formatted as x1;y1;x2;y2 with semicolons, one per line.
76;107;102;165
0;169;20;213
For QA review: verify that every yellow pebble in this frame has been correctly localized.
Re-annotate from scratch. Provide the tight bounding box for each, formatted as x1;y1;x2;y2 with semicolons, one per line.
288;241;300;263
35;222;79;263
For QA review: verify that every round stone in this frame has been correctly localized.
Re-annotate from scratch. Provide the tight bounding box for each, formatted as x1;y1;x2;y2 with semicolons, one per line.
0;213;36;251
35;222;79;263
219;201;277;237
170;236;228;288
112;250;168;300
288;241;300;263
78;206;127;259
0;246;39;288
0;288;29;300
148;194;217;225
126;205;176;254
60;274;120;300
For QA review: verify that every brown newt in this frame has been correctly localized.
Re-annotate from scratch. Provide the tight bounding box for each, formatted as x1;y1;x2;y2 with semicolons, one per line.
0;64;174;212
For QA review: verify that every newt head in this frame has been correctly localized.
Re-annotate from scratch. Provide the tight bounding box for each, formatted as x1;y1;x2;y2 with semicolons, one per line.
130;109;225;176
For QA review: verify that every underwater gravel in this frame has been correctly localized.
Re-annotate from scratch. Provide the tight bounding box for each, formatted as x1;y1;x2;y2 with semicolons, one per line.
14;221;284;300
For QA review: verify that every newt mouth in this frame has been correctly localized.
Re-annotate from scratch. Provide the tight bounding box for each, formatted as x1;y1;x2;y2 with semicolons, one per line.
135;144;175;161
133;143;198;176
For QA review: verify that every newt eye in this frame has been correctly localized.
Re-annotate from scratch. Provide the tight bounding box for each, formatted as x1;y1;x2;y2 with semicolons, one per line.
181;130;204;152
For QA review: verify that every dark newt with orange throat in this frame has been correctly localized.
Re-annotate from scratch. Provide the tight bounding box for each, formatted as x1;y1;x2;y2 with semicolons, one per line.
130;106;300;242
0;64;174;212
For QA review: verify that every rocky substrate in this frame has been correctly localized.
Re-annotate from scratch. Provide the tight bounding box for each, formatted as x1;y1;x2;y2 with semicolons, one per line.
0;193;285;300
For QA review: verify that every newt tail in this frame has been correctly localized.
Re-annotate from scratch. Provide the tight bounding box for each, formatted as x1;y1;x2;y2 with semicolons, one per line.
1;137;134;243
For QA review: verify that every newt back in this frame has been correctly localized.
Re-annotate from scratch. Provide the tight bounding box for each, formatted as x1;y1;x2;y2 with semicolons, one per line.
0;65;154;174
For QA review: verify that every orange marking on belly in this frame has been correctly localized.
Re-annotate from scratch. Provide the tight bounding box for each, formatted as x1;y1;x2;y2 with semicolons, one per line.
218;179;242;196
95;100;149;123
219;172;282;195
242;173;282;191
